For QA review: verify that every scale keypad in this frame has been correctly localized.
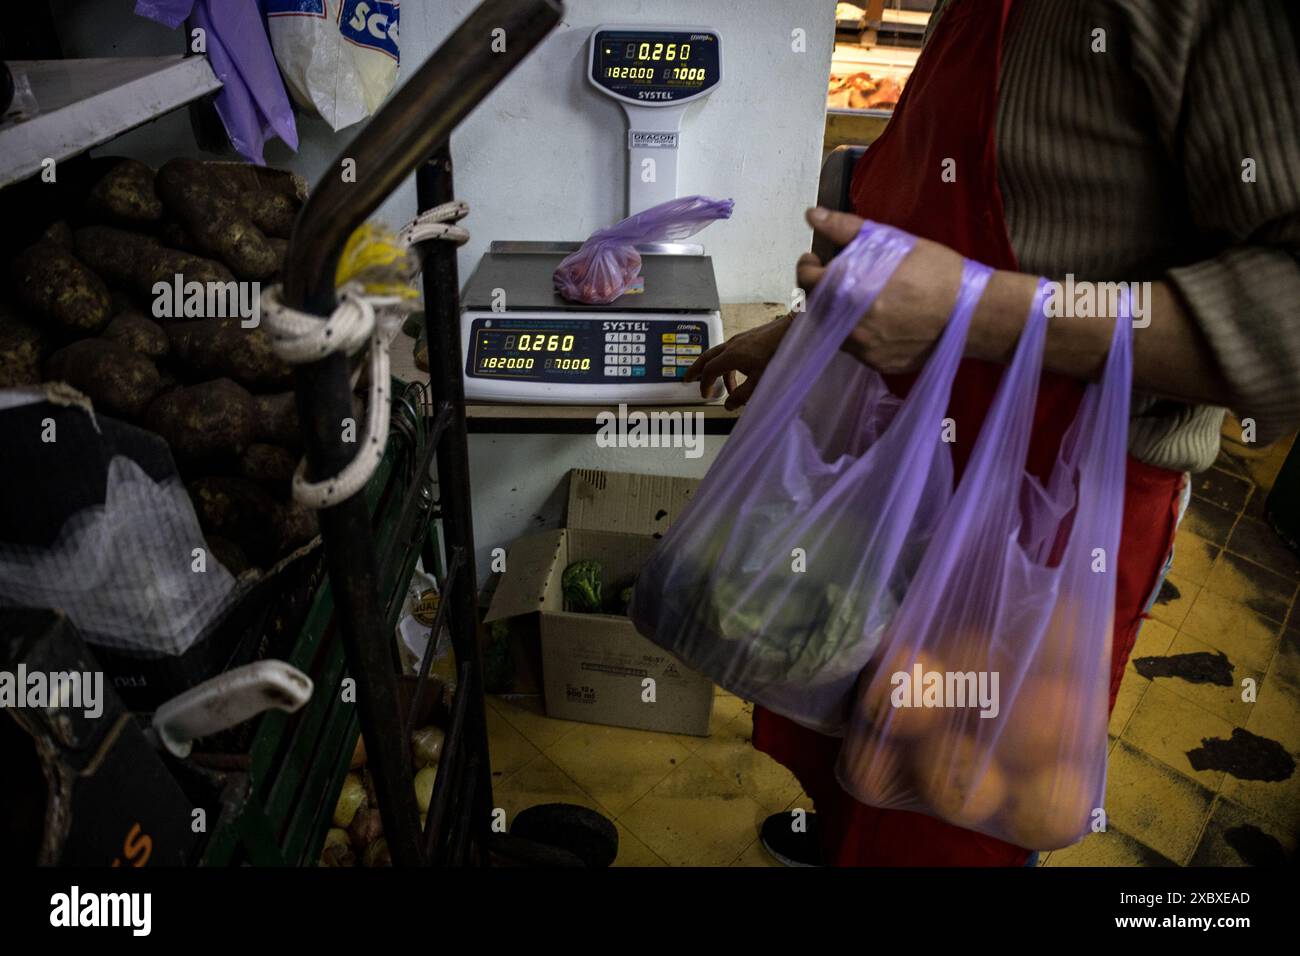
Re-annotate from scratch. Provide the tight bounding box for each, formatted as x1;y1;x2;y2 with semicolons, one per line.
605;330;648;377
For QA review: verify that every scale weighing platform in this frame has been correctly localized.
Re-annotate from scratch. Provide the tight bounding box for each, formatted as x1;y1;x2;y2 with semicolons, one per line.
461;242;722;404
461;24;726;406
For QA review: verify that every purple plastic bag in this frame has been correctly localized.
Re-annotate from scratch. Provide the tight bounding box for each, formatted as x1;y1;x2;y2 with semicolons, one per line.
554;196;734;304
835;274;1132;850
630;222;989;734
135;0;298;163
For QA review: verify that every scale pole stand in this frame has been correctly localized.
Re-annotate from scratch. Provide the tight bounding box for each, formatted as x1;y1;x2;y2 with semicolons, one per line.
622;103;686;215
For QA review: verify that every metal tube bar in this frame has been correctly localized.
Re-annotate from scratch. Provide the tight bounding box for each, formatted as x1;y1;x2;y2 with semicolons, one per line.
279;0;563;866
416;146;496;863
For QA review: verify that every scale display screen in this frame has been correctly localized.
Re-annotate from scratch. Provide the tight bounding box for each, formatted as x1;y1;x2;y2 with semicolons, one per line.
466;316;710;385
590;29;721;103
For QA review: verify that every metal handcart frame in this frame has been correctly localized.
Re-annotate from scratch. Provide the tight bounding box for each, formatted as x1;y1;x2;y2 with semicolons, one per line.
277;0;565;866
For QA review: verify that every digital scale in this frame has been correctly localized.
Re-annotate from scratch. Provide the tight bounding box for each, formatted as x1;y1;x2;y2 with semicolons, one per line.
461;25;727;405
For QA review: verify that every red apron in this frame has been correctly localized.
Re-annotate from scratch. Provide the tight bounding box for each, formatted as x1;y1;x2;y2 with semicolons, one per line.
751;0;1185;866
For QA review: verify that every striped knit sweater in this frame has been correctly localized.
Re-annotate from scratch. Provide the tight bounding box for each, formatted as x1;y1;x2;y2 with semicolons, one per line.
924;0;1300;472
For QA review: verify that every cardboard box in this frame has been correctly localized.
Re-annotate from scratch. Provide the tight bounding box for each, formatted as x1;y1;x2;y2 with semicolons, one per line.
486;469;713;736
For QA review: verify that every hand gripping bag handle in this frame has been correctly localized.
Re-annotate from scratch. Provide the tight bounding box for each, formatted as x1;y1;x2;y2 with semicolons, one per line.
710;222;988;472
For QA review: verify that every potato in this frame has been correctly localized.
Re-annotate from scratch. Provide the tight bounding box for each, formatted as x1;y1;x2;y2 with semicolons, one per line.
101;310;169;360
205;534;250;576
362;837;391;867
1004;764;1097;850
187;475;284;566
156;159;281;279
11;239;112;333
251;195;299;240
208;162;307;238
915;735;1008;829
157;220;200;254
414;765;438;815
275;500;319;555
411;726;445;768
331;772;366;829
252;391;302;449
348;808;383;851
87;158;163;224
858;646;950;739
319;828;355;868
997;676;1083;772
239;442;296;492
0;308;45;388
41;220;73;249
265;237;289;275
166;318;291;390
44;339;160;417
145;378;256;463
73;225;234;300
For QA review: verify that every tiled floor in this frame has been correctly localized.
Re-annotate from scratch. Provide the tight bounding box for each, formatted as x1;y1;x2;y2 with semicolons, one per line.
486;434;1300;866
1045;436;1300;866
486;688;803;866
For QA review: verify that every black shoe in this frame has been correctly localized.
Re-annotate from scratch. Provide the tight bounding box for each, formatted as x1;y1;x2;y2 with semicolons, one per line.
760;810;822;867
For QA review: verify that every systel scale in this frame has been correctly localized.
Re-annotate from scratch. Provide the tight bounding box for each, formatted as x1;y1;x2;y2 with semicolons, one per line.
461;25;727;405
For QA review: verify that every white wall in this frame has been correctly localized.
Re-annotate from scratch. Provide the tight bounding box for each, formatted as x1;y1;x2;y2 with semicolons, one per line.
59;0;834;301
53;0;836;584
463;433;725;578
404;0;835;302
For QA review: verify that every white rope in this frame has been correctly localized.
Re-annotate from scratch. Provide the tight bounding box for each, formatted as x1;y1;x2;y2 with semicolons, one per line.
261;202;469;510
399;200;470;247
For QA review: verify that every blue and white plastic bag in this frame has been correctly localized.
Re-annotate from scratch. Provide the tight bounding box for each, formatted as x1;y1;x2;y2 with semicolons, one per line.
267;0;401;132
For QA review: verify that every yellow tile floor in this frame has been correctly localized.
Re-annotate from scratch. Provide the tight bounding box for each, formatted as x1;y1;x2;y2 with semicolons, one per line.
487;437;1300;866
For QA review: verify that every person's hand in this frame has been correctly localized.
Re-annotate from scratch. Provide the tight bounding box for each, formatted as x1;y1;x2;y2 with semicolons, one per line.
797;207;966;374
683;312;794;409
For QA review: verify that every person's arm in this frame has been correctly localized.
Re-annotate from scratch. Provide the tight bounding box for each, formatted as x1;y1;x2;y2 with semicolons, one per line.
796;209;1233;407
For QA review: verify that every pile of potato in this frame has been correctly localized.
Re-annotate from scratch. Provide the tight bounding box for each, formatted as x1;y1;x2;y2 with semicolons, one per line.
844;642;1104;850
2;157;327;575
321;725;445;867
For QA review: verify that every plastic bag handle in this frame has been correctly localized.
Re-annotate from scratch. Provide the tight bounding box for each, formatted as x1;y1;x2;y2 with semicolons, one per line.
868;256;993;450
1053;289;1134;588
730;221;986;447
719;222;917;440
949;279;1052;490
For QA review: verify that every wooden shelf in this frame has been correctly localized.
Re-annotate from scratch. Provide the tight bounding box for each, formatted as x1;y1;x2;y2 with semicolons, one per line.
0;56;221;189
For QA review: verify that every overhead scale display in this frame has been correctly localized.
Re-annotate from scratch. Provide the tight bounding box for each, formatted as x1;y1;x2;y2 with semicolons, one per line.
588;25;723;214
590;29;722;103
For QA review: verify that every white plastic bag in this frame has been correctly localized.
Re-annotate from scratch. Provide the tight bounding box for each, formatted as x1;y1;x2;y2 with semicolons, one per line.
0;456;239;658
266;0;400;132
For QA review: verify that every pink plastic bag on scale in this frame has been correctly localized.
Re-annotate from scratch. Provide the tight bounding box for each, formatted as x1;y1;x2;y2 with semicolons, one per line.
836;274;1133;850
630;223;992;734
554;196;733;304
